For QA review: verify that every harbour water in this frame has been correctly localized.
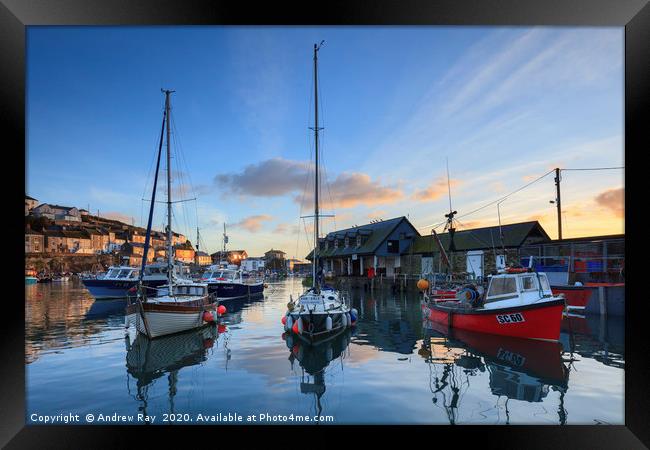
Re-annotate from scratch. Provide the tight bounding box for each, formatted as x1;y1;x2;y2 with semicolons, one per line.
25;279;624;425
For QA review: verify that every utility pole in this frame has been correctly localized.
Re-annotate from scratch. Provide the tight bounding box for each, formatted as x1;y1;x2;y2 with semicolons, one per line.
554;168;562;240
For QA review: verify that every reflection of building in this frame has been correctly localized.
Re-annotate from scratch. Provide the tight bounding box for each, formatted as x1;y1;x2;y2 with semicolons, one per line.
307;216;419;277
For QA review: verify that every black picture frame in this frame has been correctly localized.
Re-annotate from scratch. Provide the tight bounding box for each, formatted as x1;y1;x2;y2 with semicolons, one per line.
4;0;647;447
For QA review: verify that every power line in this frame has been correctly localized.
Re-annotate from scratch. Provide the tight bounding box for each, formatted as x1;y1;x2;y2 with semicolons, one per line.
561;166;624;171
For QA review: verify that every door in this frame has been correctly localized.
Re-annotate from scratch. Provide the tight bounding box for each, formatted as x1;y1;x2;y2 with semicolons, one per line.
466;251;484;280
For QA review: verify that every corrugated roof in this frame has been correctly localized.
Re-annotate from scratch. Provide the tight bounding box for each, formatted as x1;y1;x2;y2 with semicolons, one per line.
408;221;550;254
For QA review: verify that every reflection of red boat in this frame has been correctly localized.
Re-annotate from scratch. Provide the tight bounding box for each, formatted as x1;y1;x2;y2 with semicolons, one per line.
425;319;568;385
422;270;566;341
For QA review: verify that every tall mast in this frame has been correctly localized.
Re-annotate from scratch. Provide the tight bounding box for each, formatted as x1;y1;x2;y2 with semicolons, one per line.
163;89;174;291
312;41;323;291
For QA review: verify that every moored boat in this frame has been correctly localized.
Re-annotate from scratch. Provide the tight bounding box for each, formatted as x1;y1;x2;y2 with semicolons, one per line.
124;89;220;339
200;265;264;300
283;42;355;345
82;261;188;299
421;268;566;341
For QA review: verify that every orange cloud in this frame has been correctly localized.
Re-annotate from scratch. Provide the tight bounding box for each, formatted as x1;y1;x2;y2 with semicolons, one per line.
412;177;461;202
594;187;624;217
232;215;273;233
300;173;404;209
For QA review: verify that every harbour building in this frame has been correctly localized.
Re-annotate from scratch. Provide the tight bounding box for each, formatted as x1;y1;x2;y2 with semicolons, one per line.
306;216;420;277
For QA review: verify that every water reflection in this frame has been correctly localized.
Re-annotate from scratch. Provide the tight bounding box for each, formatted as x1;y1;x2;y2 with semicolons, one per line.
284;329;352;423
560;314;624;369
125;325;225;417
420;319;570;424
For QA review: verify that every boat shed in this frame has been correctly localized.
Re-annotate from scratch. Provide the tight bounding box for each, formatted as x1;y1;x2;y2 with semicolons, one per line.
306;216;421;277
402;221;551;280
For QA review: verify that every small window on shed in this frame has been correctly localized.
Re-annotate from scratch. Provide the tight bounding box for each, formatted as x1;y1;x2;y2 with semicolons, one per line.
387;240;399;254
344;237;349;248
356;235;362;247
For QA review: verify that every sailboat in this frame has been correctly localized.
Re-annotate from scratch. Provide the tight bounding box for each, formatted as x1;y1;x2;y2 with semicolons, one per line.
125;89;219;339
283;42;355;344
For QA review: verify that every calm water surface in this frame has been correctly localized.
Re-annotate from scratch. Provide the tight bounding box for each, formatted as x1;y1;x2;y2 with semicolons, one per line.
25;278;624;425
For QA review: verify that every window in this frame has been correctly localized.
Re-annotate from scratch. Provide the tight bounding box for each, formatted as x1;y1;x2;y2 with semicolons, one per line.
344;237;349;248
334;240;339;249
538;274;551;291
117;269;131;279
521;276;538;291
356;235;362;247
487;277;517;297
387;240;399;254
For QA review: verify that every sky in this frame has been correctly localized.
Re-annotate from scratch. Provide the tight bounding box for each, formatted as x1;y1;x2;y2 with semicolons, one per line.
26;26;625;258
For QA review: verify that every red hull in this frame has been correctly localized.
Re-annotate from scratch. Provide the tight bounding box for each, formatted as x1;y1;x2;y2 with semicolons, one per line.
422;299;565;341
551;286;593;308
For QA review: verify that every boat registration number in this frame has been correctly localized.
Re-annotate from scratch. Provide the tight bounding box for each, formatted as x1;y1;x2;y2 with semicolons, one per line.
496;313;525;324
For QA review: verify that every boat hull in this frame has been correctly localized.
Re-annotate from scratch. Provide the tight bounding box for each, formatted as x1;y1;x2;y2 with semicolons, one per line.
208;281;264;300
125;298;217;339
551;285;593;309
83;278;167;299
421;299;566;341
25;277;38;285
288;311;350;344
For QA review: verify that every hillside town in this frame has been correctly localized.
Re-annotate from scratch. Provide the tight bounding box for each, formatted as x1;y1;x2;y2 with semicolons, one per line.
24;195;300;274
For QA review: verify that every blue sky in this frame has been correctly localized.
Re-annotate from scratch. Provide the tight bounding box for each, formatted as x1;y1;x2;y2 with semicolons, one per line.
26;26;624;258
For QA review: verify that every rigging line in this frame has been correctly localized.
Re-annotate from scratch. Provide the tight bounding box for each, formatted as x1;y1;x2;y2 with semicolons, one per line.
170;114;194;242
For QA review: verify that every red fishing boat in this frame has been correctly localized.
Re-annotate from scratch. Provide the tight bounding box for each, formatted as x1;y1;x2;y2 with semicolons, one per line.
421;268;566;341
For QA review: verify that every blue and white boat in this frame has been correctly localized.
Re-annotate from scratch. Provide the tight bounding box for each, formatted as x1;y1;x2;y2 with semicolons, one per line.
200;264;264;301
82;261;190;299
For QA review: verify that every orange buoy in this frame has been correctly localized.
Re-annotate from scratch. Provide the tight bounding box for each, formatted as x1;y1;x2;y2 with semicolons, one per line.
417;279;429;291
292;320;300;334
217;305;227;315
281;315;287;325
202;311;215;322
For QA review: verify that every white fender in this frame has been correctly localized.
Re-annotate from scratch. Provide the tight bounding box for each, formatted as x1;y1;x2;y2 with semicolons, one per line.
325;316;333;331
341;313;348;328
296;317;304;334
346;313;351;327
286;315;293;331
351;308;358;317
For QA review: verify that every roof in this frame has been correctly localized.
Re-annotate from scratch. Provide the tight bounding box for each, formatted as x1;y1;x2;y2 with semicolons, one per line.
196;251;210;257
25;228;43;235
522;234;625;245
25;195;37;201
306;216;415;260
265;249;286;254
408;221;551;254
